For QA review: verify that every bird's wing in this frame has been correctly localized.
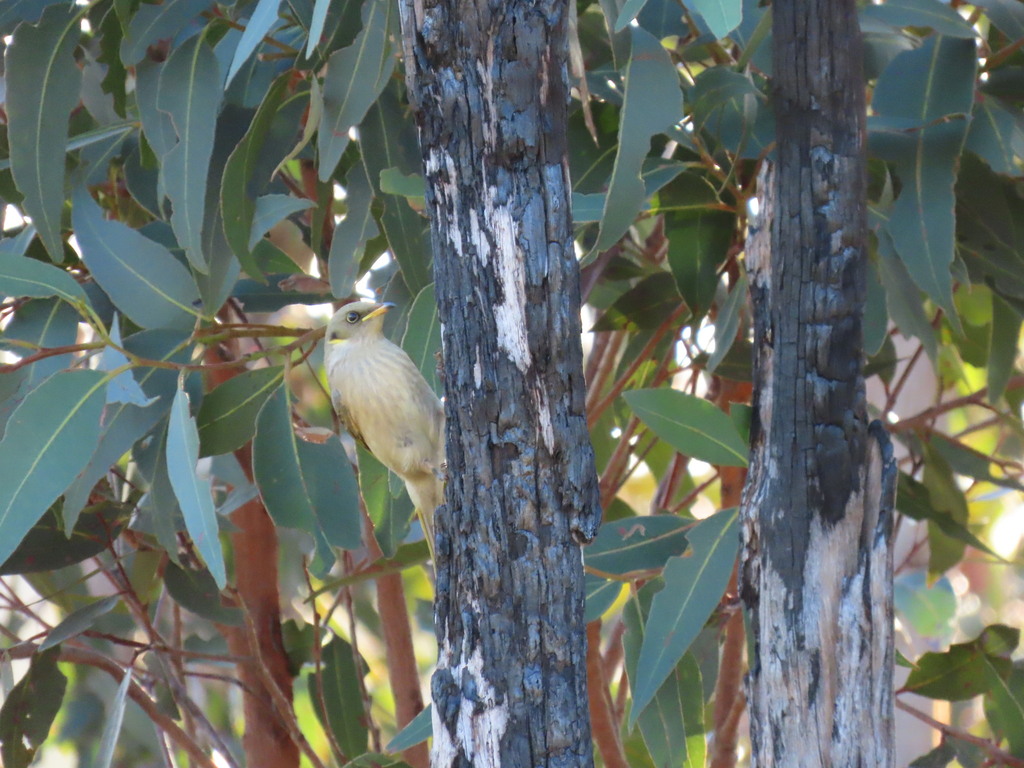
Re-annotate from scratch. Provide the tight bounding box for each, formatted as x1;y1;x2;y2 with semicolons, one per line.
330;387;370;451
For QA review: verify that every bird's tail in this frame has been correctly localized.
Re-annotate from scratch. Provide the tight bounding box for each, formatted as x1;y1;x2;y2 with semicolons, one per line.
406;475;443;561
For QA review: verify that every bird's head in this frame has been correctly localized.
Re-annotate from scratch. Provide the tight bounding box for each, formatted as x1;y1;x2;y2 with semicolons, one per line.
325;301;395;345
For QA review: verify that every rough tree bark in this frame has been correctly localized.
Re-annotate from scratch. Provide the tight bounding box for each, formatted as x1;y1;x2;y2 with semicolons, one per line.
398;1;602;767
739;0;898;766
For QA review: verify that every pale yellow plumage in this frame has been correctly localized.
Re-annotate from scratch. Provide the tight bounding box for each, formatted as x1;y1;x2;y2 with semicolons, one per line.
324;301;444;552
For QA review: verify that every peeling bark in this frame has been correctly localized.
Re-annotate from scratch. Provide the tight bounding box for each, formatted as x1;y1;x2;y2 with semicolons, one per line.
398;1;602;767
739;1;898;765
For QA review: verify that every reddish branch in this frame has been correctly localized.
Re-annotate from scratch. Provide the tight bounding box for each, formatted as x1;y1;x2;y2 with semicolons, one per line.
586;620;630;768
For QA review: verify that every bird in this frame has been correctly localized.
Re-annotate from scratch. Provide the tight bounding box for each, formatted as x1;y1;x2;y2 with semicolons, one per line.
323;300;445;555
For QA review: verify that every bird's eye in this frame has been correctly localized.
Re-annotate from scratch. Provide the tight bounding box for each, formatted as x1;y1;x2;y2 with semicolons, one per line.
345;311;360;324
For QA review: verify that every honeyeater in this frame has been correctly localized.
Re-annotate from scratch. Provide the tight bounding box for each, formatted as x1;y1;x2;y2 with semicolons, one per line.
324;301;445;552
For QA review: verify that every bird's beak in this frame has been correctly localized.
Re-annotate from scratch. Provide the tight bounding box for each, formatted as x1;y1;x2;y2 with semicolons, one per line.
361;302;395;322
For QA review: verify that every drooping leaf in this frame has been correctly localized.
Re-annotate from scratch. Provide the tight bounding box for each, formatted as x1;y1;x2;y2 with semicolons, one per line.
707;272;747;373
0;370;107;567
253;386;362;551
0;647;67;768
630;507;738;724
197;366;285;456
72;187;201;330
666;206;733;321
329;160;379;297
305;0;333;57
309;635;368;757
871;36;977;330
94;666;132;768
689;67;772;158
360;84;433;295
624;389;749;466
965;96;1024;176
158;34;224;273
585;515;690;577
593;27;683;256
166;386;226;588
876;227;938;362
316;0;396;181
989;294;1021;403
401;283;442;395
0;255;88;306
40;595;120;651
5;4;82;261
585;575;623;622
226;0;283;85
98;315;154;406
221;75;290;281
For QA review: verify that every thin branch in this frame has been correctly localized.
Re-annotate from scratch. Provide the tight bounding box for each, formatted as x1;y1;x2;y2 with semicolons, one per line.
896;698;1024;767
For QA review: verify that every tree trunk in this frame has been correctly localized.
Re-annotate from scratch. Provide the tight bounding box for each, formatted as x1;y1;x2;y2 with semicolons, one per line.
398;1;603;767
739;0;898;765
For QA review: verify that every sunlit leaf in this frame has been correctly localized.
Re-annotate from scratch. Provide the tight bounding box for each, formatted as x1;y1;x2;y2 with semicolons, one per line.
689;0;743;39
861;0;974;37
586;515;690;577
904;625;1017;700
624;389;749;466
226;0;283;85
0;255;88;306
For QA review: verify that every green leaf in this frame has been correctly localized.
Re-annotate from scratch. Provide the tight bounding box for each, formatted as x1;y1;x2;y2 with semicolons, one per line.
249;194;316;249
98;315;153;406
359;445;415;557
593;27;683;255
72;187;201;330
0;500;131;575
592;273;683;332
40;595;120;651
329;161;379;297
0;255;88;307
624;389;748;466
1;298;80;387
585;575;623;622
897;472;998;561
984;664;1024;757
401;283;442;395
707;272;747;374
197;366;285;456
380;168;425;200
309;635;368;757
164;562;242;625
966;97;1023;176
5;4;82;261
253;386;362;550
386;705;432;753
316;0;396;181
690;0;743;39
94;666;132;768
630;508;738;725
585;515;689;577
876;228;937;362
690;67;771;158
158;35;224;273
360;83;433;294
0;370;107;567
221;74;291;282
305;0;333;57
0;647;67;768
904;625;1017;700
227;0;283;85
861;0;974;37
871;36;977;329
989;294;1021;403
894;572;955;639
167;386;226;588
666;208;733;322
119;0;211;65
909;742;957;768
